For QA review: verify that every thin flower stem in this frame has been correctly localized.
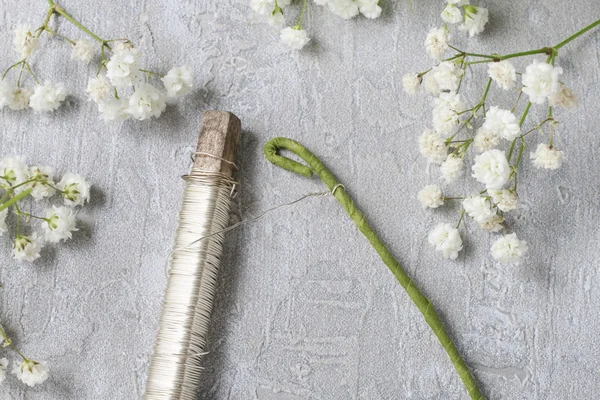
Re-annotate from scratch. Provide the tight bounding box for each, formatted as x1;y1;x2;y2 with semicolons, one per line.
140;69;165;78
0;188;33;213
2;60;25;81
511;90;523;113
555;18;600;49
297;0;308;29
456;210;466;229
25;62;40;84
264;138;485;400
519;102;532;127
44;25;76;45
444;197;465;200
52;3;105;44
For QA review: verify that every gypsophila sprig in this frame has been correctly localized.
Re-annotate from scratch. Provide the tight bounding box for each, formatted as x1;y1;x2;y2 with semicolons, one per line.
251;0;383;51
0;324;49;388
405;11;600;264
0;156;91;262
0;0;194;122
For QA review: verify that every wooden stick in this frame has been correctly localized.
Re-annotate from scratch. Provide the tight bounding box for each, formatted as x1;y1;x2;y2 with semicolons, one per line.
194;111;241;176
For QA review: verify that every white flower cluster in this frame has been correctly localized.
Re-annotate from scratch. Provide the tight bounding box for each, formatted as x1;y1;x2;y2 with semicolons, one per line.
2;20;193;122
251;0;381;51
404;7;578;265
0;157;91;262
1;323;49;387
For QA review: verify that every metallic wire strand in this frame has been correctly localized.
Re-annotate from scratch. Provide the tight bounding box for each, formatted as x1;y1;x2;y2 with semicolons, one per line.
144;168;235;400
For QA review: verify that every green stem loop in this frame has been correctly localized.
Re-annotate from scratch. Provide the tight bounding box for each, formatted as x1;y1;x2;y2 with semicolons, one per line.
264;137;484;400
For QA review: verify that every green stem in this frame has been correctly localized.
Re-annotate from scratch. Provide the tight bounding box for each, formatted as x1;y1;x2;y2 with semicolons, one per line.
555;18;600;49
140;69;165;78
264;138;484;400
297;0;308;29
519;102;532;127
2;60;25;81
52;3;105;44
0;188;32;213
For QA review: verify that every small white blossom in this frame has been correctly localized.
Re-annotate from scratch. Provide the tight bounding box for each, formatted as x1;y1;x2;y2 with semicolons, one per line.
402;73;421;95
327;0;360;19
162;66;194;98
481;214;504;232
12;233;43;262
0;209;8;236
423;75;441;96
549;85;578;109
280;27;310;50
251;0;275;15
472;149;510;190
490;189;519;212
459;6;488;37
43;205;78;243
462;195;496;224
29;82;67;112
418;185;444;209
0;80;16;109
473;127;499;152
419;129;448;164
522;60;562;104
9;87;32;111
530;143;564;170
29;165;55;200
127;83;166;121
425;27;451;61
12;359;49;387
428;223;463;260
358;0;382;19
85;75;112;103
432;92;466;135
0;157;29;188
441;4;462;24
491;233;527;265
440;154;464;183
488;60;517;91
71;40;95;63
13;25;40;58
431;61;463;92
268;9;285;26
106;49;141;88
57;173;91;206
481;106;520;141
0;358;8;384
98;97;130;122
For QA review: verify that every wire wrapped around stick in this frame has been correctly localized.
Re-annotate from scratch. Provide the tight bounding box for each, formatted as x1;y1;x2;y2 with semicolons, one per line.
144;111;241;400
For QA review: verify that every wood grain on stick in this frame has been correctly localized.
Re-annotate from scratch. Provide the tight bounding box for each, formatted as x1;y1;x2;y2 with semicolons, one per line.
194;111;241;177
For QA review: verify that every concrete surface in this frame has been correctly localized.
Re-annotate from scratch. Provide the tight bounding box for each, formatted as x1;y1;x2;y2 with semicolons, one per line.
1;0;600;399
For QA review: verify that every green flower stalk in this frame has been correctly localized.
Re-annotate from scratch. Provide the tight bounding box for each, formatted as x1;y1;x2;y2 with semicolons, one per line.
264;137;484;400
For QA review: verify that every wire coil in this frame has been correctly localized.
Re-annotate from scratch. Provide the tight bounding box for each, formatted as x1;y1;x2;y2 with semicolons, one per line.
144;168;236;400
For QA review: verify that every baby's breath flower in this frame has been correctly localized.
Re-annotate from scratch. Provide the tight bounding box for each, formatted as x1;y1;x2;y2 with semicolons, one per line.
481;106;520;141
0;209;8;236
327;0;360;19
419;129;448;164
9;87;32;111
0;80;16;109
98;97;129;122
428;223;463;260
441;4;462;24
481;214;504;232
43;205;78;243
162;66;194;98
488;60;517;91
0;358;8;384
29;82;67;112
127;83;166;120
251;0;275;15
418;184;444;209
440;154;464;183
280;27;310;50
71;39;95;63
85;75;112;103
490;189;519;212
12;359;49;387
549;85;578;109
0;157;29;188
12;233;43;262
358;0;382;19
472;149;510;190
432;92;466;135
491;233;527;265
431;61;463;92
402;73;421;95
268;9;285;26
425;27;451;61
473;127;499;152
423;75;441;96
522;60;562;104
459;5;488;37
28;165;56;200
462;195;495;224
530;143;564;170
57;173;91;207
106;49;141;88
13;25;40;58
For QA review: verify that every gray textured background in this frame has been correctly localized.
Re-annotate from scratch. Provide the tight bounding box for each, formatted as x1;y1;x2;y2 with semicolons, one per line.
1;0;600;399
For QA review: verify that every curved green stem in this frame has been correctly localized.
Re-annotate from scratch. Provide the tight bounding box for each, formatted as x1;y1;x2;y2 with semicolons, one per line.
264;138;484;400
52;3;104;44
0;188;32;213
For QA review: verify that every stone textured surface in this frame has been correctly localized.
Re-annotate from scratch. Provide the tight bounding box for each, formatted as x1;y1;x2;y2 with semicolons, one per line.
1;0;600;399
